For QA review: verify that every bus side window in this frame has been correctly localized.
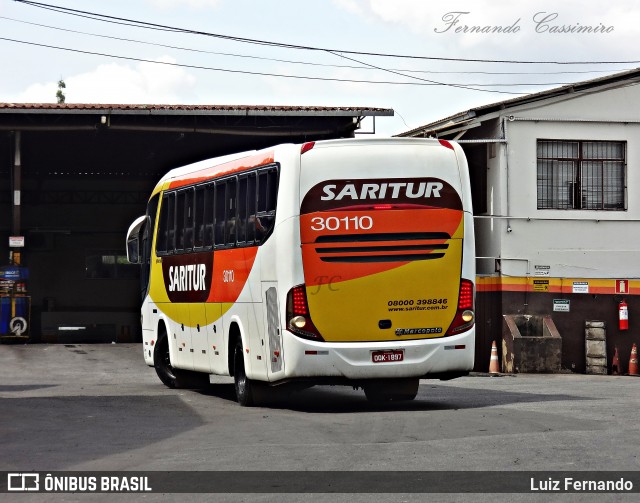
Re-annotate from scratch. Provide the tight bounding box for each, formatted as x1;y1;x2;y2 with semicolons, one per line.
156;194;170;254
256;168;277;242
203;183;215;248
214;182;226;246
176;191;186;251
194;186;205;248
226;178;237;246
165;192;176;253
237;176;248;245
183;189;194;250
146;193;160;247
246;173;257;244
266;168;278;210
257;171;268;214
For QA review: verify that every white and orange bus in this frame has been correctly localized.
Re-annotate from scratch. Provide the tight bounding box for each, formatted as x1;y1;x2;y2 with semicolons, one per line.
126;138;475;405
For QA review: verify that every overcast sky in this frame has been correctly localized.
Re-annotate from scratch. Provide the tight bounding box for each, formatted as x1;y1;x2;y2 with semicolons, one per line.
1;0;639;136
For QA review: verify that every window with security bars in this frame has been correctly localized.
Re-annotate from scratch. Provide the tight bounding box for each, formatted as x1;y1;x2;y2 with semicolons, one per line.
537;140;626;210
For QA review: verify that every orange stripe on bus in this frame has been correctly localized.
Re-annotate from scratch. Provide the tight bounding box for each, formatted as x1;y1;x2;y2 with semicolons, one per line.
208;247;259;303
169;151;275;189
300;209;463;286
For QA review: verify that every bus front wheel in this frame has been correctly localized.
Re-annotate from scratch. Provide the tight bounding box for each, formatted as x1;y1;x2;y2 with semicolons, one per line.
154;335;179;388
154;333;208;389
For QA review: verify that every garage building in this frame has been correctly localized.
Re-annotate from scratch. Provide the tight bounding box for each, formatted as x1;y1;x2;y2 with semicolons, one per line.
0;103;392;342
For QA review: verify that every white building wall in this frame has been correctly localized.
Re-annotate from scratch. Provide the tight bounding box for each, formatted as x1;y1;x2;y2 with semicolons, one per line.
490;85;640;278
476;141;506;275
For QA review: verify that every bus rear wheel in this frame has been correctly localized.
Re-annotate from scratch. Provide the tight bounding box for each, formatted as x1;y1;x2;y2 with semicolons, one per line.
233;339;257;406
363;378;419;403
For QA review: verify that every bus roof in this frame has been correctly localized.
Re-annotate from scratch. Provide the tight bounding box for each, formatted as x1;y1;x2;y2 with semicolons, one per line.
152;137;460;194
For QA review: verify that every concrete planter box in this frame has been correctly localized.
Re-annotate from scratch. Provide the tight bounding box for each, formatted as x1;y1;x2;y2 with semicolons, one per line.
502;315;562;373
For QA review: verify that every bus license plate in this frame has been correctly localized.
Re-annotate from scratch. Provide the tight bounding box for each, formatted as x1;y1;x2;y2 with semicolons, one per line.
372;350;404;363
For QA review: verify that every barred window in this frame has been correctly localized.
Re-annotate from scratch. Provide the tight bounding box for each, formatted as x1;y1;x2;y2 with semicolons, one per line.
537;140;626;210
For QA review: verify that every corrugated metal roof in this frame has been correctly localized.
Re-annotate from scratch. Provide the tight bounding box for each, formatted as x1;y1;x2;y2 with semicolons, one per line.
0;102;394;116
398;67;640;137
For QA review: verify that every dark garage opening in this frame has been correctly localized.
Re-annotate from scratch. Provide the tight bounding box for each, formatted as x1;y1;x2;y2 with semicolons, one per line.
0;103;393;342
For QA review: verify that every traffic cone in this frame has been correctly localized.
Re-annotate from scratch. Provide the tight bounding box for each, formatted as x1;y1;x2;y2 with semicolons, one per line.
489;340;500;375
611;347;620;375
629;344;639;376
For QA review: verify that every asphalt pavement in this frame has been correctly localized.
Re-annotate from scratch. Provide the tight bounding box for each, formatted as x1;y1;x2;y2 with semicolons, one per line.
1;343;639;503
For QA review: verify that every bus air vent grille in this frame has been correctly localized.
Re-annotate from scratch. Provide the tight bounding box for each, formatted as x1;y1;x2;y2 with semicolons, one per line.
313;233;450;263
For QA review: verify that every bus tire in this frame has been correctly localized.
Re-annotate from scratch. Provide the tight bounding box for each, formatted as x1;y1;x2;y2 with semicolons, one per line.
364;378;419;403
154;333;209;389
233;338;257;406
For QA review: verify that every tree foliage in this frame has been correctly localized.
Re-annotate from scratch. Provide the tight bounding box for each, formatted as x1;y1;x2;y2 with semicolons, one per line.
56;79;66;104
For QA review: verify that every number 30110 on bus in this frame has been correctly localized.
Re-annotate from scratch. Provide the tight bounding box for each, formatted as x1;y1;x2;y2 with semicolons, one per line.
126;138;475;406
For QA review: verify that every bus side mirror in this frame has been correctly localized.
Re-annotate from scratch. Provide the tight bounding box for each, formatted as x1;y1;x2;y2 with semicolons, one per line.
127;235;140;264
126;215;147;264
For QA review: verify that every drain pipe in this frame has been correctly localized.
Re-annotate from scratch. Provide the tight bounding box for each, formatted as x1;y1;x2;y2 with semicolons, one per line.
501;116;528;310
503;115;513;234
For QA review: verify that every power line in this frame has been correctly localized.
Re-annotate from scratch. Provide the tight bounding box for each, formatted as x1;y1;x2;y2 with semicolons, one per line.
0;36;526;93
3;16;632;77
14;0;640;65
5;33;602;92
6;3;521;94
325;49;512;94
3;15;632;79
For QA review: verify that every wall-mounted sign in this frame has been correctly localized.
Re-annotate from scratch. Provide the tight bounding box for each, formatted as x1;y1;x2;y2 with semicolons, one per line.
553;299;570;312
534;265;550;277
8;236;24;247
616;280;629;295
533;279;549;292
572;281;589;294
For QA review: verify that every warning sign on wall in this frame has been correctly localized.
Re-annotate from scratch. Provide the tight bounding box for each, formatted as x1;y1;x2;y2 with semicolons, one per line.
572;282;589;294
533;279;549;292
616;280;629;295
8;236;24;247
553;299;570;312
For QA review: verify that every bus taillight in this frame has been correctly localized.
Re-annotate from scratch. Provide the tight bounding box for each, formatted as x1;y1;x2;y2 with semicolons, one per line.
446;279;475;335
286;285;324;341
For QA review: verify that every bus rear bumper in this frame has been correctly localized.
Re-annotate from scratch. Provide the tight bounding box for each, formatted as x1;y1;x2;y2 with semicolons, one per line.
281;328;476;380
